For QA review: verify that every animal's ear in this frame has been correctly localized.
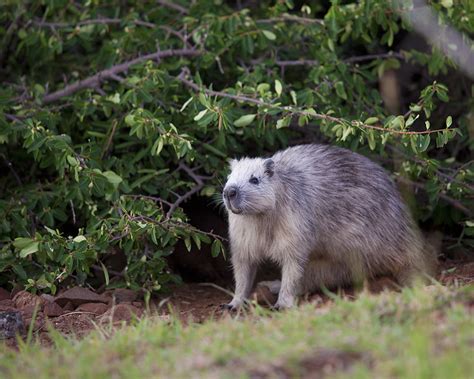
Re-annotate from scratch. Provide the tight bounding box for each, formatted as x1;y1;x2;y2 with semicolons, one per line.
228;158;238;170
264;159;274;177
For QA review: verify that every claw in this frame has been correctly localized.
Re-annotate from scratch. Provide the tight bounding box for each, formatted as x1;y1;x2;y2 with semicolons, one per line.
219;303;237;311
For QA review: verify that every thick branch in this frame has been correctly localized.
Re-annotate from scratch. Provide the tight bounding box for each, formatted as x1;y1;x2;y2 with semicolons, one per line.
157;0;189;14
42;48;202;104
176;70;455;136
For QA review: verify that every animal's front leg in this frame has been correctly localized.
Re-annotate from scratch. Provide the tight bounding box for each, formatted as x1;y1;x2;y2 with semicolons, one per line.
225;256;257;310
274;258;304;309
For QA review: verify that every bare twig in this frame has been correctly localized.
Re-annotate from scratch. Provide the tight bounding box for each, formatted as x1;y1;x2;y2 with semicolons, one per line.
33;18;156;29
157;0;189;14
344;52;405;63
176;70;456;136
165;162;206;219
69;200;76;225
1;154;23;186
257;15;324;25
41;48;202;104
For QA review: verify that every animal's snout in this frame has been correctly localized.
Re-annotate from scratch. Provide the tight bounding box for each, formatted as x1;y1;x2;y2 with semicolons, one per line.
224;186;238;200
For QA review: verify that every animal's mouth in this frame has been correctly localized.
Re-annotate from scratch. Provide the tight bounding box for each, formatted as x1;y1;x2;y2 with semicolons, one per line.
230;207;242;214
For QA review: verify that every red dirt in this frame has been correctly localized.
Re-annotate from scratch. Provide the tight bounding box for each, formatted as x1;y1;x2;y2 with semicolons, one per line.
1;258;473;348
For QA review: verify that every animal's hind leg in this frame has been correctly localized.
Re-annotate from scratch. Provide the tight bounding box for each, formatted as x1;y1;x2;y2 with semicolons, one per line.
302;259;355;293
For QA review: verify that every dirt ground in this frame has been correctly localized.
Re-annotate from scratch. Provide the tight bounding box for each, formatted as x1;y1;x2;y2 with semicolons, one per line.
1;258;473;349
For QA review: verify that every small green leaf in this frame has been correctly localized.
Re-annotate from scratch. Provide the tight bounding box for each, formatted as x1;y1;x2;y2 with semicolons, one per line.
274;80;282;97
180;97;193;112
262;30;276;41
102;171;122;185
19;241;39;258
446;116;452;128
100;262;109;286
211;240;222;257
234;114;256;127
364;117;379;125
184;237;192;252
334;82;347;100
13;237;35;250
194;109;208;121
73;235;87;243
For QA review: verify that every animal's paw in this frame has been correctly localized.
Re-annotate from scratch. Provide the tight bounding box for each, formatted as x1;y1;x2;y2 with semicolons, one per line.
219;303;238;311
272;298;296;311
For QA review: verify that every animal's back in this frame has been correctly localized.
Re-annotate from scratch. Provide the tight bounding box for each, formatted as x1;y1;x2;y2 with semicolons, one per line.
273;144;431;281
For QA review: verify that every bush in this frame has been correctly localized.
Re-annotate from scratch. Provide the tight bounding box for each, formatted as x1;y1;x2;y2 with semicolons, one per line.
0;0;472;294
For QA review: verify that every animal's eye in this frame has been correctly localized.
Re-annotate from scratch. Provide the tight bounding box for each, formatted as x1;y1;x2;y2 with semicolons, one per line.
249;177;259;185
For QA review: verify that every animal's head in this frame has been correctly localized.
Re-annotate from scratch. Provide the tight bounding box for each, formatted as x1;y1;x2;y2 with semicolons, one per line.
223;157;277;215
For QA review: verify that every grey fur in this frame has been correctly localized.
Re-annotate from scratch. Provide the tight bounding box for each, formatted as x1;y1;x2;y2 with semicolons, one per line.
222;144;437;309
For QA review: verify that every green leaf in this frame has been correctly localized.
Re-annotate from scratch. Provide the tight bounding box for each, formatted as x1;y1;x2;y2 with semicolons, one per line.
211;240;222;257
73;235;87;243
262;30;276;41
334;82;347;100
274;80;282;97
19;241;39;258
446;116;452;128
194;109;208;121
234;114;256;127
13;237;35;250
180;97;193;112
364;117;379;125
102;171;123;185
100;262;109;286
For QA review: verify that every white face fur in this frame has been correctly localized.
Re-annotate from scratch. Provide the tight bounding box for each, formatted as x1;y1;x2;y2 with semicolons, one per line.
222;157;276;215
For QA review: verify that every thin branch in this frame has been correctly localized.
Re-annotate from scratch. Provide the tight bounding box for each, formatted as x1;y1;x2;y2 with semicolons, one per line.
1;154;23;186
69;200;76;225
275;59;319;67
257;15;324;25
176;70;456;136
157;0;189;14
33;18;155;29
165;162;206;219
344;52;405;63
41;48;202;104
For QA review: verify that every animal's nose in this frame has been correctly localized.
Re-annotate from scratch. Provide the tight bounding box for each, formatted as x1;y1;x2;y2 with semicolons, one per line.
224;186;238;199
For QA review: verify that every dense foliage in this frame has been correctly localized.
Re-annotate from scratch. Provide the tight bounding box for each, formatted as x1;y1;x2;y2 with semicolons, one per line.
0;0;472;294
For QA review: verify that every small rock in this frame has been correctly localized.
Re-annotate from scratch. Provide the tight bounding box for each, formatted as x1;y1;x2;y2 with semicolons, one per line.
54;287;108;307
0;299;14;308
13;291;44;310
44;302;64;317
24;314;44;333
110;288;138;304
76;302;109;315
20;305;42;319
102;304;143;323
0;311;24;339
0;288;11;301
40;294;55;303
0;302;16;312
63;301;75;311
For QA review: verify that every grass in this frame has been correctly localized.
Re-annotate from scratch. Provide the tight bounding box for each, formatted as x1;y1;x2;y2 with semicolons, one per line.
1;284;473;379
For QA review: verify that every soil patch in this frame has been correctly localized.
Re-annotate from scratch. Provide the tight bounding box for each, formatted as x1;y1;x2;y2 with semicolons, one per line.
1;258;473;348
